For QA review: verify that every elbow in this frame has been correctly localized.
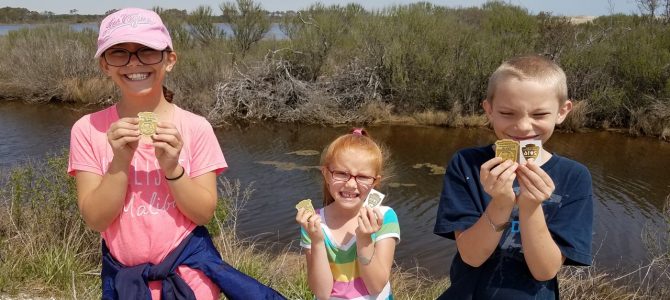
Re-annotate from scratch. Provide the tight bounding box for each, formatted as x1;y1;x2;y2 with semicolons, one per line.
79;207;108;232
84;220;107;232
191;196;218;225
530;268;559;282
367;283;387;295
315;293;331;300
460;253;485;268
363;275;390;295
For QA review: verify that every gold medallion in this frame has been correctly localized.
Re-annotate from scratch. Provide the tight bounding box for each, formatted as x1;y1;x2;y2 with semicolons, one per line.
138;112;157;136
495;139;519;163
522;143;540;161
519;139;543;164
295;199;316;215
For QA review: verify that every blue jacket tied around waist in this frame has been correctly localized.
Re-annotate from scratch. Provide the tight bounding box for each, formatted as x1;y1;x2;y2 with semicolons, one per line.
101;226;286;300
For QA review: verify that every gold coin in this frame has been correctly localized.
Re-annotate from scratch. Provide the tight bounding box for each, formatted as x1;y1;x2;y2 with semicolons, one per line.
295;199;315;215
495;139;519;163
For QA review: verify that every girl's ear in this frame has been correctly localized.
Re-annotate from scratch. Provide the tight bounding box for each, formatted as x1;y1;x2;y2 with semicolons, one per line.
320;166;329;179
374;175;383;188
99;58;111;76
165;51;177;72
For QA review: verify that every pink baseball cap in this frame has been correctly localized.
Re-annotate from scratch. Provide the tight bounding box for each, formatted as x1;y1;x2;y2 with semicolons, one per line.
95;8;173;58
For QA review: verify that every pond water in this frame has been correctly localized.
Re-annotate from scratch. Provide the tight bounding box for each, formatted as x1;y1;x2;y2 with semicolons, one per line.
1;101;668;277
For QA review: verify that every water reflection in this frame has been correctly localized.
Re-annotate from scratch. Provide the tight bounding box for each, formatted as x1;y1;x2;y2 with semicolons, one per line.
0;102;669;278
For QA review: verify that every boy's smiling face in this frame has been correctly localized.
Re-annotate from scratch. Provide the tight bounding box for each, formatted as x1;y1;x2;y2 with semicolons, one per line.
483;78;572;144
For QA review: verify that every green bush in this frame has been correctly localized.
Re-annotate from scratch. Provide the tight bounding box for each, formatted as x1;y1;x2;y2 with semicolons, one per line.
1;2;670;138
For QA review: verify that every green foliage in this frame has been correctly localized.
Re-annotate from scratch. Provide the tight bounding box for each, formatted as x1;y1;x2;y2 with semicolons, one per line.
221;0;270;58
155;7;192;50
0;151;100;296
187;6;225;46
280;3;365;81
1;2;670;137
0;6;99;23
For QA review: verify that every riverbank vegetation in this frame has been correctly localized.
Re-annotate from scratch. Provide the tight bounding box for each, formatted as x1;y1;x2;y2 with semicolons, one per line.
1;152;669;298
1;1;669;140
0;152;448;298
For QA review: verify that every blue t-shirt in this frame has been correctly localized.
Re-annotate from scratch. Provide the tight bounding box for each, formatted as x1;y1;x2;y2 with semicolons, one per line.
433;145;593;300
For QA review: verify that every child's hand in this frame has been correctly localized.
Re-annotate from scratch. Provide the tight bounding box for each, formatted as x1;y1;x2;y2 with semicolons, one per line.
480;157;518;205
296;208;324;243
355;206;382;238
107;117;140;164
152;122;183;175
516;159;554;206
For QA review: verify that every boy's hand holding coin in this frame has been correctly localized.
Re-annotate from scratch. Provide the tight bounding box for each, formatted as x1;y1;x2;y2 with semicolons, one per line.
516;159;555;206
480;139;520;204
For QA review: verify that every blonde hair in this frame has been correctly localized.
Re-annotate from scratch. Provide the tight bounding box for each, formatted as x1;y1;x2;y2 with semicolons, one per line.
486;55;568;104
320;128;383;206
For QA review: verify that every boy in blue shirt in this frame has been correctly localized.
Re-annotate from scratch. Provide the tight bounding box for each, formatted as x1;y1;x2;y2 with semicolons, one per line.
434;55;593;299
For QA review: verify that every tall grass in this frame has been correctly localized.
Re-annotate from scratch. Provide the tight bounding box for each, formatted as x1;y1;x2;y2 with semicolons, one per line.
1;153;669;299
0;152;455;299
0;151;99;297
1;3;669;139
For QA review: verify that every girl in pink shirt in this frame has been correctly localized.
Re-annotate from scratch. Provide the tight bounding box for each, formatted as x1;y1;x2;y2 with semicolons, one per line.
68;7;283;300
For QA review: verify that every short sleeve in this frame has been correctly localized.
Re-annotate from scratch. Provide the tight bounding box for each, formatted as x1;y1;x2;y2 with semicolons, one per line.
549;166;594;266
188;119;227;177
373;207;400;243
433;152;483;240
68;116;103;176
300;226;312;249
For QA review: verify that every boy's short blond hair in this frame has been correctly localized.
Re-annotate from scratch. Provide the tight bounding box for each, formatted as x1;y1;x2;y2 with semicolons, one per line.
486;55;568;104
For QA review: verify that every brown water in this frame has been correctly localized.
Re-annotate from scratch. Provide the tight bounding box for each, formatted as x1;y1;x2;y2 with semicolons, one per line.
1;101;669;277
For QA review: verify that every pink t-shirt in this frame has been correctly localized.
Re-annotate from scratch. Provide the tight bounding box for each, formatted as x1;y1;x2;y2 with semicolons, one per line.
68;104;227;299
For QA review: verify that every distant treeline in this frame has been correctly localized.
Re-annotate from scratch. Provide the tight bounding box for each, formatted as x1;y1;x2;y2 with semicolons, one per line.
1;1;669;139
0;5;288;24
0;6;99;23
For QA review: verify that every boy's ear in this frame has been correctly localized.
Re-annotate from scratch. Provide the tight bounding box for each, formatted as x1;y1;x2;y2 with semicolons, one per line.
556;99;573;124
482;99;493;120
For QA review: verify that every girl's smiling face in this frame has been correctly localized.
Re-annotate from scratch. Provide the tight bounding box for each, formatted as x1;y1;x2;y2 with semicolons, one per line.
100;42;176;98
323;148;379;210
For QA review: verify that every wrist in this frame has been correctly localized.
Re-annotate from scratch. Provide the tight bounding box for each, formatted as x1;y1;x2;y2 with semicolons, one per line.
357;247;375;265
165;165;184;181
483;210;511;232
488;195;515;210
517;199;542;213
356;233;374;245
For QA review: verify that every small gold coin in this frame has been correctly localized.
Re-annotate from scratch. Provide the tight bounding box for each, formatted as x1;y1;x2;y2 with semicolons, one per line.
495;139;519;163
295;199;315;215
366;193;383;207
138;112;157;136
522;143;540;161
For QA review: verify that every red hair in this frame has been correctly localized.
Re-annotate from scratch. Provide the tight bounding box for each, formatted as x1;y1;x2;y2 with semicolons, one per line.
320;128;383;206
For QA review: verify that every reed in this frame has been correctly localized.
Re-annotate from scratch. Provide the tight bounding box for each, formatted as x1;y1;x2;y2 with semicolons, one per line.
1;152;669;299
2;2;670;139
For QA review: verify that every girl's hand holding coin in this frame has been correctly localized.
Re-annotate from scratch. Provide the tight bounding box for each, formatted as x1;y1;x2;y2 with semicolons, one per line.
107;117;140;164
152;122;183;175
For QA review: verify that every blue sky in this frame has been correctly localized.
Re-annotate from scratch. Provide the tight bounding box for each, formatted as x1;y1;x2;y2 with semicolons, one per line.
2;0;640;16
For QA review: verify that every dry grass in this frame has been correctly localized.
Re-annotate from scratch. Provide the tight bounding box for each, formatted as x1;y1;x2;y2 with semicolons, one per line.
561;99;590;132
629;99;670;140
60;78;117;104
2;153;670;299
